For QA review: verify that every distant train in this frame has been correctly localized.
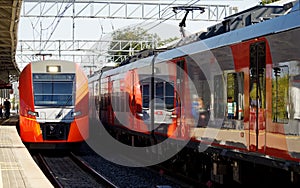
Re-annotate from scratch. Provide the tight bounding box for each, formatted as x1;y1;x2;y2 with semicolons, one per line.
18;60;89;149
89;1;300;185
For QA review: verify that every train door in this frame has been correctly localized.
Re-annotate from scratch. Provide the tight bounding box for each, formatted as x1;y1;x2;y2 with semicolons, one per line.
162;58;184;138
126;69;143;132
125;70;136;131
171;57;189;138
152;61;177;136
100;77;108;124
131;69;143;131
176;59;185;137
107;77;114;125
249;42;266;152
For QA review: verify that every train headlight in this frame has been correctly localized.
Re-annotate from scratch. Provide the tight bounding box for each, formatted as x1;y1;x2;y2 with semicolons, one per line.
47;65;61;73
72;111;81;117
28;110;39;117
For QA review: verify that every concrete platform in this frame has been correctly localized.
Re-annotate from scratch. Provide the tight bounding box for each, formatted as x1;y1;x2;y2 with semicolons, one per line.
0;112;53;188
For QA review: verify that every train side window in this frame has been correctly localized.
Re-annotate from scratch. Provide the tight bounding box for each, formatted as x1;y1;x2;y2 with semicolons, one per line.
154;82;164;109
113;80;120;112
272;66;289;123
113;93;118;111
102;95;106;110
104;94;108;110
101;81;108;110
165;81;175;110
124;92;130;112
155;82;164;100
226;72;244;120
120;92;125;112
290;62;300;120
214;75;225;118
142;84;150;108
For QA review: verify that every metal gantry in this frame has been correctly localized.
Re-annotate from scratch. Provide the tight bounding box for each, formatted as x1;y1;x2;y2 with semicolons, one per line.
17;0;234;74
21;0;230;21
17;39;157;71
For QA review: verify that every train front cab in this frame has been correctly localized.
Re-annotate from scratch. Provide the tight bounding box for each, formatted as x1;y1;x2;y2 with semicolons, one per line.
18;61;89;149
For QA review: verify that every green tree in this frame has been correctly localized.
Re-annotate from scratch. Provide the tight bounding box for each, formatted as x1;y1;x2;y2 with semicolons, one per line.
109;27;178;63
260;0;280;5
109;27;158;63
158;37;180;47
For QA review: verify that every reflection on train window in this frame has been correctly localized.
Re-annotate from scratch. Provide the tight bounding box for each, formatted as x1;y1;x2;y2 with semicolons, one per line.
112;93;117;111
249;42;266;110
226;72;244;120
104;94;108;110
101;82;108;110
142;84;150;108
165;82;175;109
214;75;225;118
154;81;175;110
142;81;175;110
111;80;120;111
33;74;75;106
120;92;125;112
290;62;300;120
272;66;289;123
156;82;164;97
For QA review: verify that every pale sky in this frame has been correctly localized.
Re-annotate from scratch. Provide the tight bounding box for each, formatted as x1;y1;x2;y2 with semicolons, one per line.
19;0;261;41
17;0;264;71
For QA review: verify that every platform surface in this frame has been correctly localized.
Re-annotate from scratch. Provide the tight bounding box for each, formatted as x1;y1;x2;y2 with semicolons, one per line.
0;111;53;188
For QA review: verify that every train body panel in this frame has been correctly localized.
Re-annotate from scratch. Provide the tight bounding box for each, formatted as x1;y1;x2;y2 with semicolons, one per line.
19;60;89;148
88;1;300;183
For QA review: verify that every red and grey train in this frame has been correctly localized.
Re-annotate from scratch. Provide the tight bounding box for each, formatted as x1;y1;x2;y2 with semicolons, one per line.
18;60;89;149
89;1;300;185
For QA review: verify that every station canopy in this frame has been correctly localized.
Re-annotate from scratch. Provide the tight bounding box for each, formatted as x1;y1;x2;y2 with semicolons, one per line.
0;0;22;88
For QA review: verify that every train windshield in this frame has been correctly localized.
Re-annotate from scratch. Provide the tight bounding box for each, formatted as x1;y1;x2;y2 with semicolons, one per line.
32;74;75;106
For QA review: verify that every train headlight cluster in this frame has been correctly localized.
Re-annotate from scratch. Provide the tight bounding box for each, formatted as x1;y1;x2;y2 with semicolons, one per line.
28;110;39;117
72;111;81;117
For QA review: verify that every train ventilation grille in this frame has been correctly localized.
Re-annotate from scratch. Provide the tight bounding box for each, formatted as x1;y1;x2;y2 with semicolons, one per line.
40;123;70;140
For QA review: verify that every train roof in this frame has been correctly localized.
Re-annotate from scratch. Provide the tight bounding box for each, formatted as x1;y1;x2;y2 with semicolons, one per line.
156;0;300;62
203;6;285;37
176;1;297;47
93;0;300;74
88;61;119;80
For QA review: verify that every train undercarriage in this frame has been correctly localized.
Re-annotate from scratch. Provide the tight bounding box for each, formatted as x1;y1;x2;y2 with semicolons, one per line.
105;125;300;187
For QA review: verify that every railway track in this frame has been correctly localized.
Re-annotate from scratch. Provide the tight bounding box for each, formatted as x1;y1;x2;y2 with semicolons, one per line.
32;151;117;188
